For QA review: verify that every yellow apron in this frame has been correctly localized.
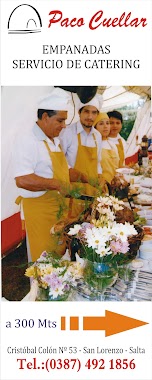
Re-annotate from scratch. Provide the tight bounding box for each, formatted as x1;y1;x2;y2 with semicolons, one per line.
101;148;119;184
70;133;99;219
19;141;70;261
116;139;125;167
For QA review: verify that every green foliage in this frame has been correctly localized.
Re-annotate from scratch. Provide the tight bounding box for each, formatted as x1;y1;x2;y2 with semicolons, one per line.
79;243;135;267
116;102;140;141
83;261;117;292
133;212;146;226
68;185;83;199
118;266;132;282
56;200;68;220
120;119;135;141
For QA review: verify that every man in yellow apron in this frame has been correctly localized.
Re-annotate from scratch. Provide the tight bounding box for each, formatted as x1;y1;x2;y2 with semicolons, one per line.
107;110;126;167
13;89;73;261
93;112;120;184
60;94;106;219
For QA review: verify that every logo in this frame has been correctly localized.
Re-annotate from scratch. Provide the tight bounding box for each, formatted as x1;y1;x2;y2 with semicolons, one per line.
8;4;42;34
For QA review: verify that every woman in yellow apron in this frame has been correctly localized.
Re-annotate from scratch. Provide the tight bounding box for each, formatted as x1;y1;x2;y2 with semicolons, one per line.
94;113;120;184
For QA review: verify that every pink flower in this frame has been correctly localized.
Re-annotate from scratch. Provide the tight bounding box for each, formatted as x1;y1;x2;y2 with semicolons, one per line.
120;241;129;254
41;251;47;257
43;273;63;289
110;239;129;254
77;223;94;242
110;240;122;254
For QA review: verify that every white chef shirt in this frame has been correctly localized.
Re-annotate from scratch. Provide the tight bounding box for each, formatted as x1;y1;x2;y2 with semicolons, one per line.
60;121;102;174
13;123;63;198
108;134;127;155
102;139;119;151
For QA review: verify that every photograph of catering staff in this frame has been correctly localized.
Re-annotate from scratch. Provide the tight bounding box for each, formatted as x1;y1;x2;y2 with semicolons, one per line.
1;86;152;302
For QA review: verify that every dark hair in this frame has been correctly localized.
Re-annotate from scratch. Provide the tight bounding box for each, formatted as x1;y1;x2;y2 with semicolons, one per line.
37;109;57;120
79;106;99;114
107;110;123;123
79;107;84;114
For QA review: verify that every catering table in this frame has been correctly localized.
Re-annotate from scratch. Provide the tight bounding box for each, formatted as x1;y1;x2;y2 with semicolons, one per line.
21;172;152;303
2;169;152;303
16;257;151;302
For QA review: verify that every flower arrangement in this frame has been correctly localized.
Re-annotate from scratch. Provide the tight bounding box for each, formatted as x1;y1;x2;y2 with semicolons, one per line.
67;196;138;297
67;195;141;265
91;195;124;227
25;251;84;301
68;220;137;265
25;195;143;301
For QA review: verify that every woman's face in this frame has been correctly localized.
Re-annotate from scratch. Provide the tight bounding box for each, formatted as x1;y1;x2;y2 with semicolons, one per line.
96;118;110;138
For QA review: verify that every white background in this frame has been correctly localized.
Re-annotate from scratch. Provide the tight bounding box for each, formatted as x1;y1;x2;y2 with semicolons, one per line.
1;0;152;85
1;302;152;380
1;1;152;380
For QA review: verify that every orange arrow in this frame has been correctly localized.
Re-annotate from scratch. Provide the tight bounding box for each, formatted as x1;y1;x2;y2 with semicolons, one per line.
83;310;148;336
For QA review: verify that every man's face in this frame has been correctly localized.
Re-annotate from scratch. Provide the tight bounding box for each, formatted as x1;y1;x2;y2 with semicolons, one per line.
109;117;122;137
79;106;98;128
42;111;67;138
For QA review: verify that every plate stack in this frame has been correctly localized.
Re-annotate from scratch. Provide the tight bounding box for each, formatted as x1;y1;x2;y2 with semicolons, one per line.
139;226;152;267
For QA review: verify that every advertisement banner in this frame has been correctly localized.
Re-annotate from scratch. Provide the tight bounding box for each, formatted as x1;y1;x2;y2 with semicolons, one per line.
1;1;152;379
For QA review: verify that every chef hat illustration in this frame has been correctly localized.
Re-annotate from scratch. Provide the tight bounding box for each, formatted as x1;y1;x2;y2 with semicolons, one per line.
8;4;42;34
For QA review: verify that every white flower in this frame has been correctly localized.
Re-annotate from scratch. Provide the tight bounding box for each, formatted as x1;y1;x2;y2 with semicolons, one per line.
112;204;124;211
96;246;112;257
49;287;64;299
108;196;124;211
96;195;124;212
67;261;84;280
100;225;113;237
37;263;52;271
106;209;115;221
110;222;137;242
75;253;85;267
56;267;67;275
109;196;124;204
123;222;138;236
68;224;82;236
85;227;106;250
84;226;111;257
37;255;47;263
97;196;113;207
60;249;71;261
96;206;107;214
